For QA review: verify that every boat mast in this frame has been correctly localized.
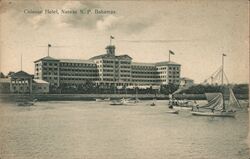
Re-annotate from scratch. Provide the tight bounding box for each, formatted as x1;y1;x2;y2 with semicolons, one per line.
222;53;225;110
222;54;224;85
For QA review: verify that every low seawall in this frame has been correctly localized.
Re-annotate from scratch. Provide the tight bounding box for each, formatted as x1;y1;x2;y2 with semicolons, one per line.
0;93;248;102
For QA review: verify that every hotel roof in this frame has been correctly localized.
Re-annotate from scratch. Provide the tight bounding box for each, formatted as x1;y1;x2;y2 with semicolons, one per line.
11;71;33;78
132;62;156;66
89;54;132;60
155;61;180;66
34;56;59;62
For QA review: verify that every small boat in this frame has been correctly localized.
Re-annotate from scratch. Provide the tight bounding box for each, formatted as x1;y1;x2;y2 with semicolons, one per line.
95;98;103;102
110;99;126;105
104;98;110;101
150;98;157;106
96;98;110;102
16;101;35;106
150;102;156;106
166;109;179;114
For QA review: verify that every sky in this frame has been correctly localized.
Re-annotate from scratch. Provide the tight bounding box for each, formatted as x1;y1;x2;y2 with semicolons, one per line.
0;0;249;84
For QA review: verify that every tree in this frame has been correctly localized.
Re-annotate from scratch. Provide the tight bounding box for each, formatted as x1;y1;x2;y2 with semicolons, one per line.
0;72;5;78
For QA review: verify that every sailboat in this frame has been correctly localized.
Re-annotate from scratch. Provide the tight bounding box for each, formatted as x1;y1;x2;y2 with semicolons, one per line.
191;54;240;117
191;92;237;117
128;87;140;103
110;85;127;105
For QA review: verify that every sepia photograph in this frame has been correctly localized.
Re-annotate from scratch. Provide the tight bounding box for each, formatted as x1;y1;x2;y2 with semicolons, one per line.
0;0;249;158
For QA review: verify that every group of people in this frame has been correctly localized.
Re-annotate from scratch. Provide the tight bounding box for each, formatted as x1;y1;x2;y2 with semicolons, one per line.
168;94;200;110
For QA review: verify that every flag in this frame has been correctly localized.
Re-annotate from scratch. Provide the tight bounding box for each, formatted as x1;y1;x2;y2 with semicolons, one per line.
110;36;114;39
223;53;226;56
169;50;175;55
48;44;51;47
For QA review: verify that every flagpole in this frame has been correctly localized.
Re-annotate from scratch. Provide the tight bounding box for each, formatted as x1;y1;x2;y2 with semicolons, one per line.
222;54;224;85
48;44;50;56
169;52;170;61
21;53;22;71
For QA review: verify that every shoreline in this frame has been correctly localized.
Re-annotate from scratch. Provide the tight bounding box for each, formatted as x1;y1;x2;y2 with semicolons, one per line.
0;93;248;102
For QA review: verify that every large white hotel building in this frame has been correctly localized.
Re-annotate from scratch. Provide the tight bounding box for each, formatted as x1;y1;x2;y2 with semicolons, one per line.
34;45;181;88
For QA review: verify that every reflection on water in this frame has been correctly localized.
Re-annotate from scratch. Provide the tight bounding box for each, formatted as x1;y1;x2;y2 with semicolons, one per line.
0;100;249;159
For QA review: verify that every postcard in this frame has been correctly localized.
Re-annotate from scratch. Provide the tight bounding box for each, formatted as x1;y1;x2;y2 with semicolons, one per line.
0;0;249;159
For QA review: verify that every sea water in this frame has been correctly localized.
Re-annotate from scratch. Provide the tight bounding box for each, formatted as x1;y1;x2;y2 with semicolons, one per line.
0;100;249;159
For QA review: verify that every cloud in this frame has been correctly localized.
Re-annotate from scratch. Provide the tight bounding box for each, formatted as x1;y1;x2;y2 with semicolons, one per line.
96;15;121;31
55;1;157;34
28;14;49;29
119;17;155;34
1;1;158;34
57;1;103;29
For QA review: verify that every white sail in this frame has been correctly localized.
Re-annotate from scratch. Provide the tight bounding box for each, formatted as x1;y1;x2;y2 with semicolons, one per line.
227;88;241;109
199;93;223;111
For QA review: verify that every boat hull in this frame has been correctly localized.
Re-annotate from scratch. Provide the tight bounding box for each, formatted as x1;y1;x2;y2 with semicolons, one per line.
191;111;235;117
96;98;110;102
110;100;125;105
16;102;34;106
167;110;179;114
173;106;192;110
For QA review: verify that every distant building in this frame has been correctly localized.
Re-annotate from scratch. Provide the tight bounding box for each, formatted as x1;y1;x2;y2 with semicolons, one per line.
2;71;50;94
180;77;194;88
0;78;10;93
10;71;33;94
32;79;49;94
34;45;181;88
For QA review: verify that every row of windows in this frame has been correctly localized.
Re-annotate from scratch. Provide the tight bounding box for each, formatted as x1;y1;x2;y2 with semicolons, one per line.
60;78;98;81
42;68;58;71
102;69;114;72
43;62;58;66
169;80;180;83
120;66;130;69
132;66;156;70
60;63;96;67
59;69;97;72
120;75;130;77
157;67;180;70
60;73;98;76
43;72;58;75
157;67;167;70
102;78;114;81
158;71;180;75
169;67;179;70
102;65;114;68
120;70;130;73
132;80;160;82
102;60;114;64
43;77;58;80
120;61;131;64
102;73;114;76
132;76;160;79
169;75;180;78
132;71;158;74
168;71;180;74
